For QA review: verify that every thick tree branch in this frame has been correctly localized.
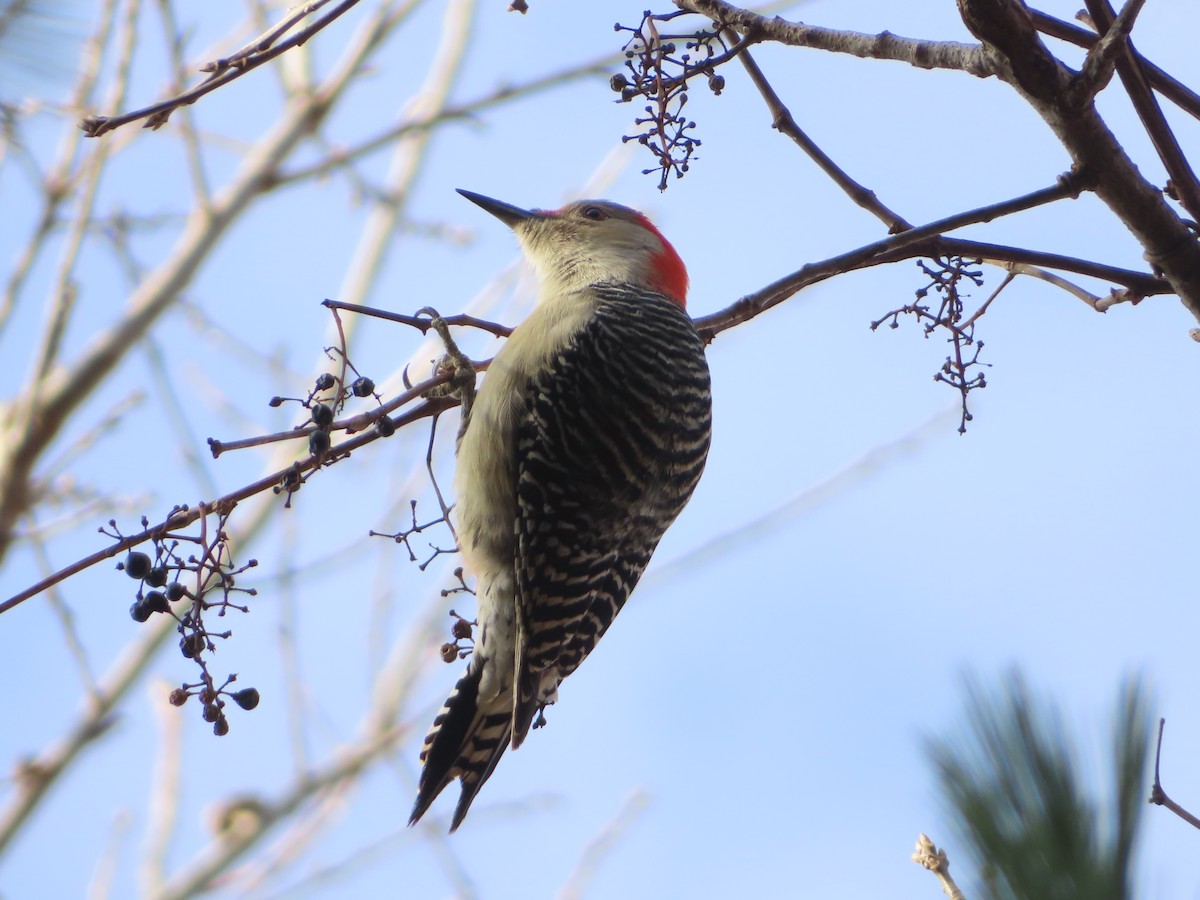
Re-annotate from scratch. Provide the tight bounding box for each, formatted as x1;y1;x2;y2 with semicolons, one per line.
1028;10;1200;120
676;0;993;76
1082;0;1200;222
957;0;1200;323
671;0;1200;323
1075;0;1145;98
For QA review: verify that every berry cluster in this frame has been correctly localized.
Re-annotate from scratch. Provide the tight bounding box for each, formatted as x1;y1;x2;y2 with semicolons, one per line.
107;510;259;735
266;366;386;506
613;12;732;189
440;609;476;663
168;676;260;737
870;257;991;433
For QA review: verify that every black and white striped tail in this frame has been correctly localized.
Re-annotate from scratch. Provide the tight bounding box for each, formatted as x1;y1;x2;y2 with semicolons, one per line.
409;661;512;831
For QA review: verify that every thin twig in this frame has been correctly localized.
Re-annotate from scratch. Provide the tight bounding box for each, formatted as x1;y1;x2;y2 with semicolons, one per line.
1148;718;1200;830
643;405;959;589
87;809;132;900
733;40;911;232
211;0;339;71
80;0;366;136
274;520;313;781
960;271;1016;330
35;536;101;702
0;376;456;615
994;262;1112;310
424;414;457;542
912;834;967;900
322;300;513;338
272;54;618;187
694;173;1112;338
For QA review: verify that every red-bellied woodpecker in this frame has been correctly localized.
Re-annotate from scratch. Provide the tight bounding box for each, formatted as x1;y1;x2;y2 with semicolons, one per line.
409;189;713;831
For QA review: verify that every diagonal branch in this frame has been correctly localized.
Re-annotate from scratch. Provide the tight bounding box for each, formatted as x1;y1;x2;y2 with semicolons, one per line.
1076;0;1146;97
731;41;911;232
869;238;1166;298
1149;718;1200;831
0;375;456;616
957;0;1200;323
79;0;367;136
696;192;1169;339
211;0;343;71
1028;9;1200;120
1081;0;1200;223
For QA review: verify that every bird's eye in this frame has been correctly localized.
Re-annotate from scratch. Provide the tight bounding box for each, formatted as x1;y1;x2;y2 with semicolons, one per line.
582;206;608;221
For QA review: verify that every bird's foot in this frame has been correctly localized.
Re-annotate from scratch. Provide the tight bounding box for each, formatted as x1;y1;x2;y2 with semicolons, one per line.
415;307;477;431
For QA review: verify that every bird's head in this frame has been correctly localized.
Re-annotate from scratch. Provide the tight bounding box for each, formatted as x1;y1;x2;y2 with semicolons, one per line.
458;189;688;308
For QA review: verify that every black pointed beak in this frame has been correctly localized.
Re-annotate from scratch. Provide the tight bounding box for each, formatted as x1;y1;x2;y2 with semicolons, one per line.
457;189;538;229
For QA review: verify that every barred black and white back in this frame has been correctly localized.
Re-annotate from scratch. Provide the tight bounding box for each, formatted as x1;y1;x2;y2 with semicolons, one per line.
410;284;711;831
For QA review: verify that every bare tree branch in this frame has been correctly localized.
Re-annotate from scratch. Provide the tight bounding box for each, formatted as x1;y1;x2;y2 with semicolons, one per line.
912;834;968;900
79;0;370;136
694;171;1157;338
1;373;454;615
677;0;993;76
1081;0;1200;222
1028;9;1200;120
1148;718;1200;831
731;40;911;232
957;0;1200;322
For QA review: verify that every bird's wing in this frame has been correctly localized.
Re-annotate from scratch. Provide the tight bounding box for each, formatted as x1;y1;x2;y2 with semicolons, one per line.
510;287;712;747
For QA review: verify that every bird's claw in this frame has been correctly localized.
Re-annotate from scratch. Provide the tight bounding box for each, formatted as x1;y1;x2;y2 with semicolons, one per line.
418;307;477;436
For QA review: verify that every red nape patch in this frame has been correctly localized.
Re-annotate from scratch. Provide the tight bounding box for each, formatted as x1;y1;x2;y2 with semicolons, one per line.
633;212;689;307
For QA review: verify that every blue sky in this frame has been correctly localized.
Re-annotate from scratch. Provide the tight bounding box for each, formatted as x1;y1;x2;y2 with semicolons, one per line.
2;1;1199;897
